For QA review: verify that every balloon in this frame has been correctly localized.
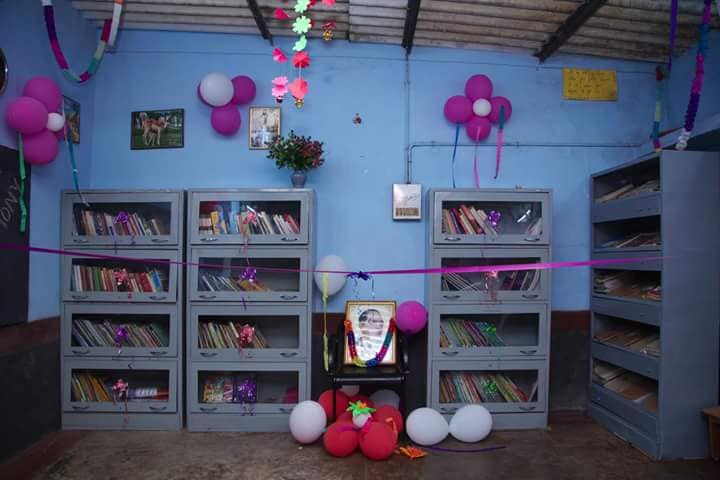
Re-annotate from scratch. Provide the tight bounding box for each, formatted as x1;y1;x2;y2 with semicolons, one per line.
231;75;257;105
5;96;49;135
22;130;59;165
472;98;492;117
396;301;428;335
406;408;449;446
359;421;397;461
23;76;62;112
449;405;493;443
47;112;65;132
211;105;241;136
318;389;349;420
339;385;360;396
313;255;347;297
465;74;493;102
374;405;404;433
198;72;234;107
336;411;353;424
289;400;327;444
443;95;473;124
466;116;492;142
370;389;400;409
488;96;513;124
323;421;359;457
197;84;212;107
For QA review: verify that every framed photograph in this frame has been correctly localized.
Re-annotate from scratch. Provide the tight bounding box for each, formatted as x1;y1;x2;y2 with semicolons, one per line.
344;301;397;366
131;108;184;150
393;183;422;220
248;106;281;150
62;96;80;144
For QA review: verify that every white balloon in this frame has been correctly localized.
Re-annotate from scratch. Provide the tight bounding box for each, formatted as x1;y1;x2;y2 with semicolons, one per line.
406;408;449;446
352;412;372;429
340;385;360;396
314;255;348;297
449;405;493;443
472;98;492;117
47;112;65;132
370;389;400;409
199;72;234;107
289;400;327;444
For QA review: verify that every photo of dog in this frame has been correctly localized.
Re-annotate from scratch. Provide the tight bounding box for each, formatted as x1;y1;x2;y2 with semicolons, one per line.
131;109;184;150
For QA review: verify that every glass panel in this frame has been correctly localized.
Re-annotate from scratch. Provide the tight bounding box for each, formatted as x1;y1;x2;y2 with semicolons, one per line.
593;157;660;203
592;360;658;413
441;257;541;293
198;315;299;350
594;216;660;250
70;369;169;403
198;371;299;404
439;313;539;349
441;201;542;237
198;200;301;236
70;258;170;293
198;257;300;293
439;369;538;404
71;313;170;348
72;202;171;238
593;269;661;301
593;314;660;359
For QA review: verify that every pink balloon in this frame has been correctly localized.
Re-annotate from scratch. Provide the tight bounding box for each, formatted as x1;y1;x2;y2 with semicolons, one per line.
466;116;492;142
465;74;493;102
231;75;257;105
396;301;428;335
55;126;67;141
22;130;59;165
5;96;49;135
211;104;241;136
197;84;212;107
23;76;62;112
488;96;512;124
443;95;473;124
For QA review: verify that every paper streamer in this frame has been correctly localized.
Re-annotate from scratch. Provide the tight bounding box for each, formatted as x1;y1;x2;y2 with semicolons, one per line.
322;272;329;372
17;135;27;234
494;106;505;179
451;124;459;188
421;445;506;454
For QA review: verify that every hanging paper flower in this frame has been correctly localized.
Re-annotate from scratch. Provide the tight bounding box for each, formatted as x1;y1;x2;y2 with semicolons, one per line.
272;47;287;63
292;16;312;35
322;21;336;41
289;77;309;108
274;8;290;20
292;51;310;69
272;76;289;103
294;0;310;14
322;0;336;5
293;35;308;52
308;0;318;6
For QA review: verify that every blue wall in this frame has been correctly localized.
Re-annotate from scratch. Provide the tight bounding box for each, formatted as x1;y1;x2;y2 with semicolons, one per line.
0;0;96;321
88;30;660;311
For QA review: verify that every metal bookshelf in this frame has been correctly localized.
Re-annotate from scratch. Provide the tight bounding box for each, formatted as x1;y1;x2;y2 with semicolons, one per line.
589;150;720;459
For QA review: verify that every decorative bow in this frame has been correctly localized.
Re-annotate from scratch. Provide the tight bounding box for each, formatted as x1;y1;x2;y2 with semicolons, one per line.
235;378;257;415
112;379;130;424
487;210;501;228
114;326;129;353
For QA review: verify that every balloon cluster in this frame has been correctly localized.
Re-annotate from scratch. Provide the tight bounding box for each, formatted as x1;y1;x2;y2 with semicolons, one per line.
5;76;65;165
444;74;512;142
197;72;256;136
406;405;493;446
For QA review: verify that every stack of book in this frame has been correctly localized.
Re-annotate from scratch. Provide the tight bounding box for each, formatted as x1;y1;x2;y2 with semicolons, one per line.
594;325;660;358
439;319;505;348
600;232;661;249
72;265;167;293
593;271;661;301
595;179;660;204
442;269;539;292
73;209;166;236
72;319;169;348
442;205;499;235
199;273;270;292
439;371;537;404
71;372;169;402
592;361;657;412
198;203;300;236
199;322;269;349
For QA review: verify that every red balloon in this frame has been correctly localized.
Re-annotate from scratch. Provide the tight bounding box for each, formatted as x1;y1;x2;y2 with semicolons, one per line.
348;394;374;409
359;421;397;461
318;390;349;421
373;405;404;433
465;74;493;102
466;116;492;142
488;96;513;124
443;95;473;124
22;130;59;165
336;411;353;424
323;421;359;457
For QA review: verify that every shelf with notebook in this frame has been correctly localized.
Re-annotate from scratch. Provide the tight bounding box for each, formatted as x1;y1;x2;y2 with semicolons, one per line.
438;199;544;244
437;369;540;413
593;270;661;303
593;215;661;254
592;360;658;418
591;157;661;223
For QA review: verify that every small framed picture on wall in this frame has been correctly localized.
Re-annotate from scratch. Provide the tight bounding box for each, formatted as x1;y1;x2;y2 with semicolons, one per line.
131;108;184;150
248;106;281;150
392;183;422;220
63;96;80;144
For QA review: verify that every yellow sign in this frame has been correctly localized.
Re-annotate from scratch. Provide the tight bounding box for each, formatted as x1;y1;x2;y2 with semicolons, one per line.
563;68;617;101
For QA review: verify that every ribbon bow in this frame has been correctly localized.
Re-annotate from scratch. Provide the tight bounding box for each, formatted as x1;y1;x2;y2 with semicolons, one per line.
112;379;130;424
114;326;129;353
235;378;257;415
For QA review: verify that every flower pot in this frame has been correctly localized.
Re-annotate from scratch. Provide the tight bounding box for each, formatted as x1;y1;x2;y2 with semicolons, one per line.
291;170;307;188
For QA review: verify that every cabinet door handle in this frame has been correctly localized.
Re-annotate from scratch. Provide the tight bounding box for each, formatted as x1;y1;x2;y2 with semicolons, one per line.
280;295;298;300
71;294;89;300
524;236;541;242
200;352;218;357
522;293;539;299
520;349;537;355
442;351;459;356
440;407;458;414
281;237;298;242
519;405;537;412
150;351;167;356
151;238;169;243
442;294;461;300
280;352;298;357
200;406;217;412
199;294;217;300
278;407;293;413
444;236;462;242
72;348;90;355
149;295;167;301
149;405;167;411
200;237;218;242
72;405;90;410
73;238;89;243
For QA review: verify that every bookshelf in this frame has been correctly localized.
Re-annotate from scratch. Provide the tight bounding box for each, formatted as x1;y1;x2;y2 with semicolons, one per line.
186;189;314;432
60;190;184;430
426;188;552;429
589;150;720;459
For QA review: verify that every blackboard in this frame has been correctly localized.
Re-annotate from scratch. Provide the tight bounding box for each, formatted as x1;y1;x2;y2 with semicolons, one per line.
0;145;30;327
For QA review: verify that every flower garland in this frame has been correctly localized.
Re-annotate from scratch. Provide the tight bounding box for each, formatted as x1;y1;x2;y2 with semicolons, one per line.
345;318;396;367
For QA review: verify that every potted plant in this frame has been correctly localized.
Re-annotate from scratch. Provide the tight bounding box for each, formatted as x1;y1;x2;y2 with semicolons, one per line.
267;130;324;188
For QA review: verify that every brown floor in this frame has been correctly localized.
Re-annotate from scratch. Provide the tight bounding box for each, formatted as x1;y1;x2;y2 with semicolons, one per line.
2;422;719;480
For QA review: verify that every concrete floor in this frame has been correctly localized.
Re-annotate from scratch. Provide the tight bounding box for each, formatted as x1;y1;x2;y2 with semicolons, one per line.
2;422;719;480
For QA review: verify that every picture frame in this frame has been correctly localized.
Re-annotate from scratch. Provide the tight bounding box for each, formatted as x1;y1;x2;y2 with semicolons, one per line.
248;106;281;150
393;183;422;220
131;108;184;150
62;96;80;144
344;300;397;366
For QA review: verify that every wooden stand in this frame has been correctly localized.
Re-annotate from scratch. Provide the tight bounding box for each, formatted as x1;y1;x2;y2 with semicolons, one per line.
702;406;720;461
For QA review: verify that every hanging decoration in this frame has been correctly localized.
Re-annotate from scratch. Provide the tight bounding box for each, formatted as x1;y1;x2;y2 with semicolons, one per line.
273;48;288;64
42;0;123;84
112;378;129;424
289;78;309;108
114;326;129;354
235;378;257;415
197;72;256;136
650;0;677;152
274;8;290;20
322;21;336;41
346;318;397;367
272;76;289;104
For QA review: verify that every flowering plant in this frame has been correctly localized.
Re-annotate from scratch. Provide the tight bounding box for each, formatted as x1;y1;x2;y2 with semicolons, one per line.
267;130;324;171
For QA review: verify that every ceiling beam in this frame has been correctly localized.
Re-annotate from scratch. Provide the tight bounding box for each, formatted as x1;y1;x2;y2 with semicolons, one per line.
246;0;273;45
534;0;608;62
401;0;421;55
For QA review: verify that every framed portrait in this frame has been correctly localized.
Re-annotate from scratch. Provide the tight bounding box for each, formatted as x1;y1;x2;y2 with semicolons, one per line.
393;183;422;220
131;108;184;150
344;301;397;366
248;106;281;150
62;96;80;144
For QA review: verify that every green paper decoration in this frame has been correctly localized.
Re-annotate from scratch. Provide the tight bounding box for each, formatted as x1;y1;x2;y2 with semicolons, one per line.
293;35;308;52
293;16;312;35
294;0;310;14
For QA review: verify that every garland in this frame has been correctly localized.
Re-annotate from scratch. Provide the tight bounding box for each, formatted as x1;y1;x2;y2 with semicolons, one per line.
345;318;396;367
42;0;124;84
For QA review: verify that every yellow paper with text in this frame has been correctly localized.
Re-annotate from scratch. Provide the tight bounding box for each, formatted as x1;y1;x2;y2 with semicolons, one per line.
563;68;617;101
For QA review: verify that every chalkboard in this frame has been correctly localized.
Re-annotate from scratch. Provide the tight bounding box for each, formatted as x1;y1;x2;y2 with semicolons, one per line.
0;145;30;327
